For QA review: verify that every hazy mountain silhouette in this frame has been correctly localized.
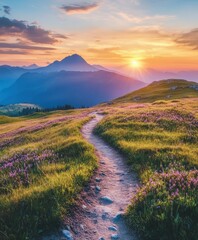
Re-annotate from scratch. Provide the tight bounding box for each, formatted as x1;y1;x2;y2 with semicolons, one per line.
1;54;198;94
0;65;27;91
22;64;39;69
0;54;97;91
36;54;97;72
130;69;198;83
0;70;145;107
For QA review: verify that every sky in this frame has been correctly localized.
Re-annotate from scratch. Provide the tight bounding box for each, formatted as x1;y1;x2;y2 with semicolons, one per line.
0;0;198;70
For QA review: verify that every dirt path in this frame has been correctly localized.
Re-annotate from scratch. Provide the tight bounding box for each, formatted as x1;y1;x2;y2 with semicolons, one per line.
76;112;138;240
43;113;138;240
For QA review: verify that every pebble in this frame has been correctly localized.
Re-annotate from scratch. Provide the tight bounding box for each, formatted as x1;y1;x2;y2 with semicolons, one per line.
65;225;71;231
99;172;106;176
102;212;109;220
108;226;117;231
95;178;101;182
80;224;84;230
95;186;101;191
62;230;73;240
113;213;124;223
111;234;119;239
99;196;113;205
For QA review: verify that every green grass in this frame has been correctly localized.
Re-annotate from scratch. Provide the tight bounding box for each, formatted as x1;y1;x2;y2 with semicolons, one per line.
114;79;198;103
0;110;97;240
0;115;22;124
95;98;198;240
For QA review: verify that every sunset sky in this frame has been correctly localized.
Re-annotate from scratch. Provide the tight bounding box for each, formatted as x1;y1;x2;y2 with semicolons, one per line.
0;0;198;70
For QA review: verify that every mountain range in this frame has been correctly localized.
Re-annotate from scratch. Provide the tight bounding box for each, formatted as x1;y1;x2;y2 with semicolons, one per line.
0;54;145;107
116;67;198;84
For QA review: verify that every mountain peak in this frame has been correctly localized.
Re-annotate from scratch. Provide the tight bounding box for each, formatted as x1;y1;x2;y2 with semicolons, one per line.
61;54;86;64
41;53;97;72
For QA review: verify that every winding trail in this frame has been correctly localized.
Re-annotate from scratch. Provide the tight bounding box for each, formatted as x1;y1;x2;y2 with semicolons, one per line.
77;112;138;240
43;112;138;240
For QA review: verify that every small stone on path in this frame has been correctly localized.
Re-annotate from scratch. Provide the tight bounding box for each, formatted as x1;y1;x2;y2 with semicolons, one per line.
99;172;106;176
95;186;101;191
111;234;119;239
99;196;113;205
95;178;101;182
62;230;73;240
80;224;84;230
108;226;117;231
102;212;109;220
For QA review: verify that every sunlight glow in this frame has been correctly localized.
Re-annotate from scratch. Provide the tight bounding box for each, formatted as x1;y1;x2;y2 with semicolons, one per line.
130;59;142;69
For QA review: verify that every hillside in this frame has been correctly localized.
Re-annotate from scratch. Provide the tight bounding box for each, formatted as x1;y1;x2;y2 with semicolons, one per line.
0;70;145;107
114;79;198;103
95;98;198;240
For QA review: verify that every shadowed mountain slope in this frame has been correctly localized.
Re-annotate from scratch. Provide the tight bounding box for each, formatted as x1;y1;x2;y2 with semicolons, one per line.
0;70;145;107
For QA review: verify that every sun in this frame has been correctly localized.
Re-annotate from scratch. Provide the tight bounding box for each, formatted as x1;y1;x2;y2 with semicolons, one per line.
130;59;141;69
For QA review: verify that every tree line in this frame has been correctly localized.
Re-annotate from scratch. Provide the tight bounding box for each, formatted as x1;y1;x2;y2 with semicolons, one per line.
19;104;75;116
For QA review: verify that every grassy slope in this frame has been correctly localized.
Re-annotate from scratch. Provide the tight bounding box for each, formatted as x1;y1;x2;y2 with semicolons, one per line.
0;109;97;240
114;79;198;103
95;98;198;239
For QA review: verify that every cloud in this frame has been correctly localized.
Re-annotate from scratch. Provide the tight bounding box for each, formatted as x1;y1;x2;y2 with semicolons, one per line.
60;2;99;15
118;12;175;23
3;5;11;15
0;17;67;44
176;28;198;50
0;42;55;50
0;49;28;55
87;47;123;59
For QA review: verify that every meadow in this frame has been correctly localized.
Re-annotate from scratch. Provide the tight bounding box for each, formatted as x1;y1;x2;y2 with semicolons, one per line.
95;98;198;240
0;91;198;240
0;109;98;240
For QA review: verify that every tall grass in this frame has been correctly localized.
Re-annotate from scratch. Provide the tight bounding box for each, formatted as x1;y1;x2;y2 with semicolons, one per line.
0;110;97;240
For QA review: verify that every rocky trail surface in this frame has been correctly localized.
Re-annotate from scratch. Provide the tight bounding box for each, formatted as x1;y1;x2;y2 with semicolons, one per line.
43;112;138;240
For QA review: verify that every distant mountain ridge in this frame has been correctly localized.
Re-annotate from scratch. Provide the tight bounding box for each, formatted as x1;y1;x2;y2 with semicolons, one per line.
0;70;145;107
0;54;97;91
36;54;97;73
0;65;28;91
22;64;39;70
123;68;198;84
